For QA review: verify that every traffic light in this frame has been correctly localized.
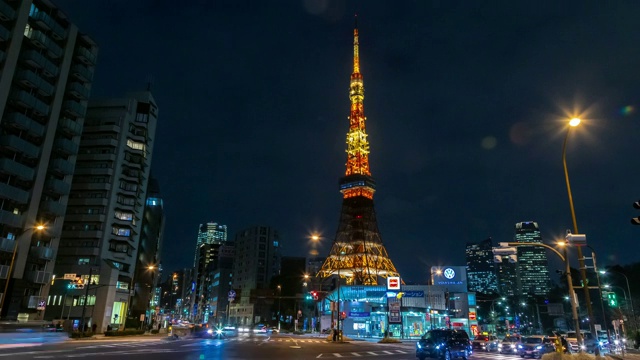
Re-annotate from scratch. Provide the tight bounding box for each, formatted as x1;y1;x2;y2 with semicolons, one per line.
607;292;618;308
632;201;640;225
305;293;313;301
311;291;318;300
340;311;346;320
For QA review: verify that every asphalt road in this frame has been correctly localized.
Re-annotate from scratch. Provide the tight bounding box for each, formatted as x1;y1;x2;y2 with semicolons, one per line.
0;334;417;360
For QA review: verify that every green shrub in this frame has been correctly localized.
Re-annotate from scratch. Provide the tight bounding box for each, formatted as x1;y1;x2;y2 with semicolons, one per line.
69;332;94;338
378;337;401;343
151;329;159;334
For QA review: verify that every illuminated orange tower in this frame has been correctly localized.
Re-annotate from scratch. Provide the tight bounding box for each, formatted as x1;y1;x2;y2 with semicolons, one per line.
318;18;400;285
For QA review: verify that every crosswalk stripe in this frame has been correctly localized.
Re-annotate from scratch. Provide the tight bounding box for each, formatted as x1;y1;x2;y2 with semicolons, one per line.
367;351;377;355
351;352;362;356
332;354;343;358
382;350;393;354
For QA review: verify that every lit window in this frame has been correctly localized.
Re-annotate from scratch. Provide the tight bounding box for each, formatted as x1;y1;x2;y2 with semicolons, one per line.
78;258;90;265
126;139;145;151
114;211;133;221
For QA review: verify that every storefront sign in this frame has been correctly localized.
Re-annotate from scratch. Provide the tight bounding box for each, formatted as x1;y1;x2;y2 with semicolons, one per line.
403;291;424;297
468;311;476;320
387;277;400;290
349;311;371;318
389;301;401;323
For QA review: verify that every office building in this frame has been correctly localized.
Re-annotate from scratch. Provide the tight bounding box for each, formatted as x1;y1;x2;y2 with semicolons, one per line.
206;243;234;325
45;91;158;331
514;221;550;296
0;0;97;320
496;258;517;297
229;225;280;325
191;222;227;323
193;222;227;266
465;238;498;294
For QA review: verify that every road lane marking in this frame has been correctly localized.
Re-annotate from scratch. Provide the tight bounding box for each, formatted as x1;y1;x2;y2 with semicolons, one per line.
351;352;362;356
367;351;377;355
382;350;393;354
332;354;343;357
0;349;70;357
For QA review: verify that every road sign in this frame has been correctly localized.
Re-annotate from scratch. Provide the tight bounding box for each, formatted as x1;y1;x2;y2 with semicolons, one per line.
37;300;45;311
63;273;77;280
387;277;400;290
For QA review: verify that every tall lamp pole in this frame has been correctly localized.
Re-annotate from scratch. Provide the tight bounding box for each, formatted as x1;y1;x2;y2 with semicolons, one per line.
562;118;597;352
0;224;46;318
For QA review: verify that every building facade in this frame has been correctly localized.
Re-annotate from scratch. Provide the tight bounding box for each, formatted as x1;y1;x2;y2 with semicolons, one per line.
190;222;227;323
193;222;226;266
514;221;550;296
465;238;498;295
45;92;158;332
229;225;280;326
0;0;97;320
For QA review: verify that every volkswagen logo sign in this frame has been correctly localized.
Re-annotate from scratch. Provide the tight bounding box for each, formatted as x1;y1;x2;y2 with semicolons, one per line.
443;268;456;280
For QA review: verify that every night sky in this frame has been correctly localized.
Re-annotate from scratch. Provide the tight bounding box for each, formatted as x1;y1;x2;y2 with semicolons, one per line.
54;1;640;283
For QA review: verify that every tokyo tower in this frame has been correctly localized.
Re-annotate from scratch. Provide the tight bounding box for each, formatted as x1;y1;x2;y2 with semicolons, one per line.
317;18;400;285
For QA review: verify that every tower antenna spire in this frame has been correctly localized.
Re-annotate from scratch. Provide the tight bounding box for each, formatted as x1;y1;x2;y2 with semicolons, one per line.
353;14;360;74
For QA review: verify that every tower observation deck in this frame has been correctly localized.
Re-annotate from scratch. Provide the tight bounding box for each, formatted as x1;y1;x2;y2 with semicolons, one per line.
317;18;400;285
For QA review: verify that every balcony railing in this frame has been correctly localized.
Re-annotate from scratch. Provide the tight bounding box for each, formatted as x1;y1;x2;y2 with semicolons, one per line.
32;10;66;40
9;90;50;116
76;46;96;65
0;23;10;42
0;210;24;229
0;237;16;253
29;246;54;261
0;158;35;181
25;29;62;58
25;270;51;284
71;64;93;83
4;112;45;138
0;134;40;159
49;158;74;176
0;1;16;22
53;137;79;156
0;183;29;205
44;178;70;196
67;82;90;100
15;69;55;96
58;117;82;136
63;100;85;117
40;200;66;217
20;50;58;77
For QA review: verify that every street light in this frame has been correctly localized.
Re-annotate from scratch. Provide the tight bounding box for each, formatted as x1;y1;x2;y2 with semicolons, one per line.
0;223;46;318
277;285;281;331
561;117;597;352
147;265;157;330
600;270;635;327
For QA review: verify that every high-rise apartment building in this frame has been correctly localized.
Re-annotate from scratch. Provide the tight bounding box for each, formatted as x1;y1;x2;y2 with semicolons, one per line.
496;258;517;297
130;177;164;327
229;225;280;326
45;91;158;332
465;238;498;294
191;222;227;323
514;221;550;296
0;0;97;320
206;243;234;325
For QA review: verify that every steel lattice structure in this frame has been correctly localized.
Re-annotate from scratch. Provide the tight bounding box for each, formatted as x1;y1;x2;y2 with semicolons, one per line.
317;18;400;285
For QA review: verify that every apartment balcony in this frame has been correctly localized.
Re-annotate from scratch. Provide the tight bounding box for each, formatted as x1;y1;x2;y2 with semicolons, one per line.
4;113;46;138
10;90;50;116
40;200;66;217
76;153;116;163
29;246;54;261
49;158;74;176
75;47;96;65
71;64;93;83
85;124;121;133
0;237;16;253
62;100;85;117
15;69;55;97
0;158;35;181
21;50;58;78
53;138;79;156
58;117;82;136
67;198;107;207
0;265;9;279
0;183;29;204
25;270;51;284
63;213;105;223
67;82;89;100
61;230;102;239
26;29;62;59
32;10;66;40
0;1;16;22
0;24;10;42
0;134;40;159
80;138;118;148
0;209;24;229
74;167;113;177
44;178;71;196
73;182;110;191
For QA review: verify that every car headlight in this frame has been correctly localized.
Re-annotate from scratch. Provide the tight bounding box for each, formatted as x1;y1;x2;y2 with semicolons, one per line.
599;341;603;346
580;345;586;350
498;344;503;348
536;345;542;350
435;345;441;349
511;344;516;348
417;343;422;349
518;344;523;349
207;329;213;334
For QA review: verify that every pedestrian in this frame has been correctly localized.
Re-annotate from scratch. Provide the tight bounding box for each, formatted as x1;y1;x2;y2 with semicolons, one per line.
92;323;97;334
332;327;337;342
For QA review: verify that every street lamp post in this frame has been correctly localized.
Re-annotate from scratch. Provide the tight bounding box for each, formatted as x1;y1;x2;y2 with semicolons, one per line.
0;223;46;318
600;270;636;331
277;285;281;331
562;118;598;352
147;265;157;330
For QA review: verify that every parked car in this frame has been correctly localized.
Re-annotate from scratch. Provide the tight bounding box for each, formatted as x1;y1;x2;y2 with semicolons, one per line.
472;334;499;352
499;336;521;354
565;331;598;353
416;329;471;360
517;335;555;358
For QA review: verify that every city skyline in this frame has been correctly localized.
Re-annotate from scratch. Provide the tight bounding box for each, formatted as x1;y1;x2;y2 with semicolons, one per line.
53;1;640;283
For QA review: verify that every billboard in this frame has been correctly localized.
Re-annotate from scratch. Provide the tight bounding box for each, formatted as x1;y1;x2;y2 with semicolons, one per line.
387;276;400;290
431;266;467;292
